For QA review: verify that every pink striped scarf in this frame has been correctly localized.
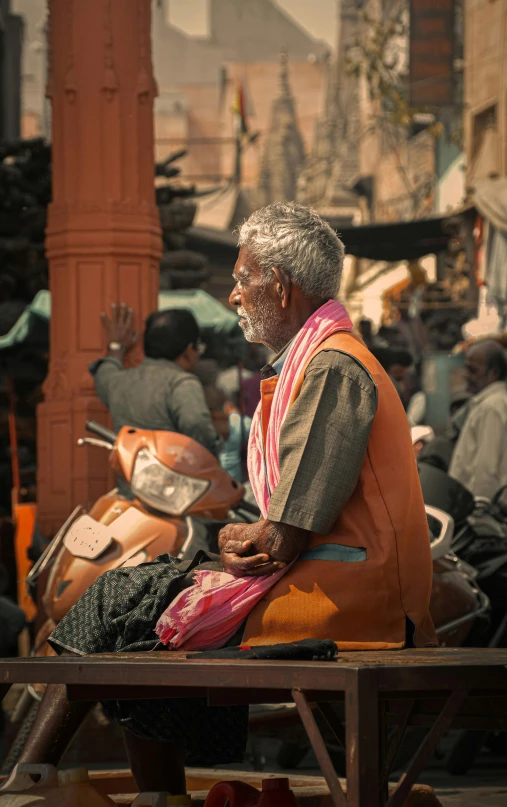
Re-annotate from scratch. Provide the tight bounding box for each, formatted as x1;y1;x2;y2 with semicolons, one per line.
155;300;353;650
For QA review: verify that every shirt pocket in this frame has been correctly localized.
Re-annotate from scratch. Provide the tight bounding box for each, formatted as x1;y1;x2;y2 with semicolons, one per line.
299;544;367;562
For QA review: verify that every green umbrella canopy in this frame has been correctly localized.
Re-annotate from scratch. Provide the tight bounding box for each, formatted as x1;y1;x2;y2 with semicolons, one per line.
0;290;50;354
158;289;238;333
0;289;245;367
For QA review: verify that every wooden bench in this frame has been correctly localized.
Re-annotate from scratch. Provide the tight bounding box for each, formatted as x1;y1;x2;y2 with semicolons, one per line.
2;647;507;807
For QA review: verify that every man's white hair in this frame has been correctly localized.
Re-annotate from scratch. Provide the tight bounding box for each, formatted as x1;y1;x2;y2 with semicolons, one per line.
237;202;345;300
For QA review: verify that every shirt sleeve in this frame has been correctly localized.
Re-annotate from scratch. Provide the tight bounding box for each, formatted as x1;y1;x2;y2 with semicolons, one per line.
267;350;377;534
168;375;223;457
467;407;505;501
89;357;124;407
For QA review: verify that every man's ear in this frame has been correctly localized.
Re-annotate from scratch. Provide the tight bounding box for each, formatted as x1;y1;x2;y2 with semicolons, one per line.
272;266;291;309
176;343;193;370
182;343;194;362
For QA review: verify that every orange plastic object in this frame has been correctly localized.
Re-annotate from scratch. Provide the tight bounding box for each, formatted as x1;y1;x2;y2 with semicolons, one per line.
12;502;37;622
204;778;299;807
0;765;114;806
42;499;185;623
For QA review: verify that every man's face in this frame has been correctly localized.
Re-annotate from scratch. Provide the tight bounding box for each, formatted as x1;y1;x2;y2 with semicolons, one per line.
230;246;284;350
465;345;496;395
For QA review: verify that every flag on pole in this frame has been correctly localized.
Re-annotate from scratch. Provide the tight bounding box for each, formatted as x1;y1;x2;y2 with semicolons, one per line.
219;65;228;113
231;82;248;136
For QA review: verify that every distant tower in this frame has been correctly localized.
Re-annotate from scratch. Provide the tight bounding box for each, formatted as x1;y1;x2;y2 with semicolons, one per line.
297;52;335;206
298;0;362;208
256;49;306;205
329;0;362;188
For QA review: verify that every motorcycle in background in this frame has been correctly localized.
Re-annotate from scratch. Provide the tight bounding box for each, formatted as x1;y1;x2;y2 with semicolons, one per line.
418;463;507;774
418;464;507;635
28;420;257;642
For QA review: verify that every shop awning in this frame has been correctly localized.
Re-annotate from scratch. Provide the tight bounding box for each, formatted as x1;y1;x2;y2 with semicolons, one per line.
336;216;455;261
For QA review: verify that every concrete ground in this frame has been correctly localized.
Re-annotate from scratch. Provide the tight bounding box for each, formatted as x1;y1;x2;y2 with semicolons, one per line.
393;733;507;805
236;732;507;806
423;771;507;807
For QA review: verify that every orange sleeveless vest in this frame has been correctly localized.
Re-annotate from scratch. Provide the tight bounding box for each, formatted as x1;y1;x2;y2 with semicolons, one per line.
243;332;436;650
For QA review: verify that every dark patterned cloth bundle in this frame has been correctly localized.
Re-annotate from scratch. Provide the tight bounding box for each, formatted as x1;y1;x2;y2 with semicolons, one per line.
48;551;248;766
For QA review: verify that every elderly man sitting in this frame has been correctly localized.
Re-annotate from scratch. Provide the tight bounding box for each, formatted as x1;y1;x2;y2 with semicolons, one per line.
13;203;435;796
219;203;435;648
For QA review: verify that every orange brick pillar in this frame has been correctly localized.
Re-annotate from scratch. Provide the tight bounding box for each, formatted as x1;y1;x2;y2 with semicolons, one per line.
37;0;161;536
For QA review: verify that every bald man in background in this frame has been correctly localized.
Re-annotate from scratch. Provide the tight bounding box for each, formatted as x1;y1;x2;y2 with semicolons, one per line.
449;340;507;501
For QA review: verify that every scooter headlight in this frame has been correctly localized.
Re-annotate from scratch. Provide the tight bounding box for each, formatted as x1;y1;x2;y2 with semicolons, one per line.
131;448;210;516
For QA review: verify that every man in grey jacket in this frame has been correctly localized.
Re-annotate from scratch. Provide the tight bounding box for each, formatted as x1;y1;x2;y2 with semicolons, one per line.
449;340;507;501
91;303;221;459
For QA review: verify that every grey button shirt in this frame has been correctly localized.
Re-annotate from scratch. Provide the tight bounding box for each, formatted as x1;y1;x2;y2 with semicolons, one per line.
265;349;378;534
90;356;221;457
449;381;507;501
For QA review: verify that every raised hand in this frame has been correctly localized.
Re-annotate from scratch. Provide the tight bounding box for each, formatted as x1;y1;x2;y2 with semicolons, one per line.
100;302;139;354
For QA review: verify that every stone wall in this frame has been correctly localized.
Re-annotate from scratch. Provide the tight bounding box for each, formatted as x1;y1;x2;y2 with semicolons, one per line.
373;131;436;222
464;0;507;182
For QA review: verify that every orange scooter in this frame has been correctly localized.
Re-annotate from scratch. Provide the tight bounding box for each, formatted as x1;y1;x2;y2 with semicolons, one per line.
26;419;255;660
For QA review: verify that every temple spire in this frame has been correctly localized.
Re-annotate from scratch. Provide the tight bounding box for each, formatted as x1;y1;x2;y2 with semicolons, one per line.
256;49;305;206
278;47;291;99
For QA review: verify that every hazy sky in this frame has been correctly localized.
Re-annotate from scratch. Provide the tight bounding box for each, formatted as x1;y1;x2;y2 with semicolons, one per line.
168;0;338;50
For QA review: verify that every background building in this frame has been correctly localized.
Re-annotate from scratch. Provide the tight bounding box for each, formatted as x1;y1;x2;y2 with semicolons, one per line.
464;0;507;183
14;0;330;190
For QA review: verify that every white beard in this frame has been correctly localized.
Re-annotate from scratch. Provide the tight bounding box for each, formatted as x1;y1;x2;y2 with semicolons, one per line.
237;299;281;346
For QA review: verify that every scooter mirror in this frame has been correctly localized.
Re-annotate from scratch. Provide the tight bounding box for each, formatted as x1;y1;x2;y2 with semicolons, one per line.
425;504;454;561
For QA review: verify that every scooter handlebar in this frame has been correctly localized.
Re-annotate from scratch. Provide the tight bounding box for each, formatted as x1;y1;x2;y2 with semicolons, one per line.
85;420;117;445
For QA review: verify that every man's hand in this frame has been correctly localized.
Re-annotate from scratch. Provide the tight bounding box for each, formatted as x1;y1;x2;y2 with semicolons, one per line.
218;520;309;577
218;523;284;577
101;303;139;357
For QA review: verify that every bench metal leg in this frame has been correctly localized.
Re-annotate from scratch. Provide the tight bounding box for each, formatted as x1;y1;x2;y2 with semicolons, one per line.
317;701;345;751
292;688;347;807
345;669;382;807
387;688;469;807
381;699;416;789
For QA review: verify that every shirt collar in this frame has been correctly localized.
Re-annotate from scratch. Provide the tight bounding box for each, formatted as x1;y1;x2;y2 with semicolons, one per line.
141;357;183;371
260;340;293;380
471;381;507;406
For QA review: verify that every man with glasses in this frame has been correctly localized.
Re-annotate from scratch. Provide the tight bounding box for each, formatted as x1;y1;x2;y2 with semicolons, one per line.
90;304;221;474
